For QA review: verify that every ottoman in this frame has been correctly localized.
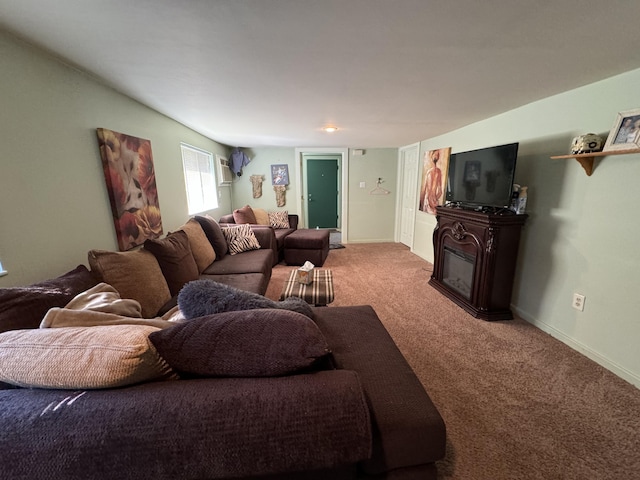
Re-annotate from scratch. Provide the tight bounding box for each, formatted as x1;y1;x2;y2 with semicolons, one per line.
284;229;330;266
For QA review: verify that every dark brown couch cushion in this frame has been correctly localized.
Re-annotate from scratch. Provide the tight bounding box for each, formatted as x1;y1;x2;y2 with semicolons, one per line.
232;204;257;224
0;266;98;333
194;215;229;257
88;249;171;318
201;249;272;276
149;309;330;377
0;370;371;479
144;230;199;296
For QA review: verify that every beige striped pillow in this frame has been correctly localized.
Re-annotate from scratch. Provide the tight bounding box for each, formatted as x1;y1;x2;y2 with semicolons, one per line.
221;224;261;255
268;210;290;229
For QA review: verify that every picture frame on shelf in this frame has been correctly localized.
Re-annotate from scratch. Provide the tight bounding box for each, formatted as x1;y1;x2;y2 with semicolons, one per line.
603;108;640;152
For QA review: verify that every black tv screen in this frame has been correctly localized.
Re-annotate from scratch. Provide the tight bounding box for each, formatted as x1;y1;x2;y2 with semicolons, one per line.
445;142;518;209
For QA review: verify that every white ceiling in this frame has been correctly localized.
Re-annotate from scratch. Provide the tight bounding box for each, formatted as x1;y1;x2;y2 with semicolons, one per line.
2;0;640;148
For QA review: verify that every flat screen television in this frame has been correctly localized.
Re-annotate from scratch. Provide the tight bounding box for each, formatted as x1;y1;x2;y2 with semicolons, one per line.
445;142;518;211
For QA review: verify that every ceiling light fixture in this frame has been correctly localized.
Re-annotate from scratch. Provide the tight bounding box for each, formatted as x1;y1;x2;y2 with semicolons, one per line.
323;126;338;133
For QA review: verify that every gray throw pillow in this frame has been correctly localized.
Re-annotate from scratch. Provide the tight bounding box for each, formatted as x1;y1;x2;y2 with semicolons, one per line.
178;279;314;320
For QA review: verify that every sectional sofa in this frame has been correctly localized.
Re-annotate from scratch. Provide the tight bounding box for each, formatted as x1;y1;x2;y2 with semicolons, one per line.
0;213;447;479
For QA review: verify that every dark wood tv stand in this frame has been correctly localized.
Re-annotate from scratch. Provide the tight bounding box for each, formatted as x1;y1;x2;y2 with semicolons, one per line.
429;206;527;321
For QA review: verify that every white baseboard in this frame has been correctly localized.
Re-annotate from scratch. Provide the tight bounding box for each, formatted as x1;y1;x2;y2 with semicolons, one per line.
345;238;395;244
512;306;640;389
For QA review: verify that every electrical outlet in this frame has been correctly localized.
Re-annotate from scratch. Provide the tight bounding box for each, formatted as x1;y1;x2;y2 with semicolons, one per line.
572;293;585;311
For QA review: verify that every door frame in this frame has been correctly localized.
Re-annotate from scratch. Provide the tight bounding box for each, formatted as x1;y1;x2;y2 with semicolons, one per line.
294;147;349;242
395;142;420;247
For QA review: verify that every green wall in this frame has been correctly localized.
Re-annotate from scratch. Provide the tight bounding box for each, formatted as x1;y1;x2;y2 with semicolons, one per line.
412;68;640;387
229;147;297;213
230;147;398;243
347;148;398;242
0;30;231;287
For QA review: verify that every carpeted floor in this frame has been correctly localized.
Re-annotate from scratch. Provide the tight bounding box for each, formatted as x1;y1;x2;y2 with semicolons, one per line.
265;243;640;480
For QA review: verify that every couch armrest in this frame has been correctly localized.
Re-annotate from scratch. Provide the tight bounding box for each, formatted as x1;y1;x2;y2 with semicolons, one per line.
219;214;235;224
313;305;446;474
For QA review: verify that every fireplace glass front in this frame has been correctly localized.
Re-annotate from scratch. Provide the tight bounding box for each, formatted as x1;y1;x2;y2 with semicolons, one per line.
442;246;475;300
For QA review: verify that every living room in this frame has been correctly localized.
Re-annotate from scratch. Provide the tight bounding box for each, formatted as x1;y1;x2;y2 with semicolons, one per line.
2;18;640;388
1;4;640;477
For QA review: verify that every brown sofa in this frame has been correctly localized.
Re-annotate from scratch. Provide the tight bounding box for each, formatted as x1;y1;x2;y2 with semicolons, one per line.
0;217;447;479
218;212;298;264
0;291;446;479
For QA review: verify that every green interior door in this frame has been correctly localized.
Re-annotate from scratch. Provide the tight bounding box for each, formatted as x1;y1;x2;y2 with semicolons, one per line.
307;158;338;229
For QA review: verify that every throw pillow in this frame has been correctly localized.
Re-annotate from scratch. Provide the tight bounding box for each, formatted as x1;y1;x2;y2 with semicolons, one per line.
149;309;329;377
0;325;176;389
252;207;270;225
88;248;171;318
194;215;229;258
269;210;290;229
178;279;314;320
232;204;257;225
144;230;200;297
221;224;261;255
177;218;216;273
0;265;98;333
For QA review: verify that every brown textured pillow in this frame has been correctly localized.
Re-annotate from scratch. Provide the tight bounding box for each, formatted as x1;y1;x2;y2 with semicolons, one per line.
88;249;171;318
269;210;290;229
233;205;257;224
252;207;270;225
0;325;175;389
221;224;261;255
194;215;229;257
149;309;330;377
144;230;199;297
0;266;98;333
177;218;216;272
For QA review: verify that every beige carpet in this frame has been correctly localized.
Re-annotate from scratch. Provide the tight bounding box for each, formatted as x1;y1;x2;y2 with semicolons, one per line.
266;243;640;480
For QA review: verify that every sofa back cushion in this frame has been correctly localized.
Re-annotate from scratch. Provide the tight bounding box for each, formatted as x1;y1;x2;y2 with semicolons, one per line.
149;309;329;377
88;249;171;318
194;215;229;257
252;207;270;225
0;265;98;333
177;218;216;273
232;205;257;224
144;230;199;296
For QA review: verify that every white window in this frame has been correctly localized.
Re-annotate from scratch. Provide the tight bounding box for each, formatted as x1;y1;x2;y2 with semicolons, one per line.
181;144;219;214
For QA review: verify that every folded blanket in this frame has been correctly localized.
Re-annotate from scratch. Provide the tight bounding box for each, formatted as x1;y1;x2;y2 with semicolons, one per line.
40;308;178;329
63;282;143;317
40;283;184;329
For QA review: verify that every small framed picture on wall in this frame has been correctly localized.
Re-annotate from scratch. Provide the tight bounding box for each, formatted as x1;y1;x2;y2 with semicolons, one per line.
271;164;289;185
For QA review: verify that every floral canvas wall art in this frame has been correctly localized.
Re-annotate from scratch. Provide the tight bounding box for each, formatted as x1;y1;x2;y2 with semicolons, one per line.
96;128;163;250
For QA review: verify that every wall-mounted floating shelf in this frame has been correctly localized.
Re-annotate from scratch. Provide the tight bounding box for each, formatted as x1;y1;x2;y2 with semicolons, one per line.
551;148;640;176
